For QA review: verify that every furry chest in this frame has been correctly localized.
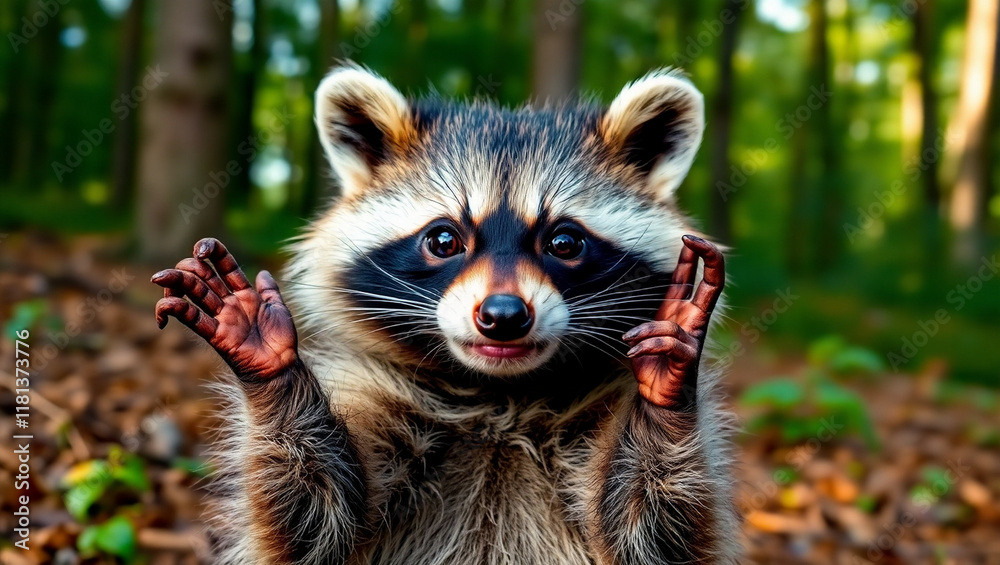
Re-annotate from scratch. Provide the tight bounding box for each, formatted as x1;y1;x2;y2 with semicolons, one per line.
359;419;596;565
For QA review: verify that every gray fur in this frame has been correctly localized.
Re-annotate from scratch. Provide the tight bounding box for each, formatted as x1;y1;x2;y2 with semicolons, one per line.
207;67;742;564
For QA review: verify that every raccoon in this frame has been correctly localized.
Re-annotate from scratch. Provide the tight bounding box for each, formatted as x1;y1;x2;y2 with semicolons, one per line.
151;65;740;564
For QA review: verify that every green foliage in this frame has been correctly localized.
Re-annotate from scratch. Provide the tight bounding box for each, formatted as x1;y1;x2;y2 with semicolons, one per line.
3;299;47;340
77;514;138;562
61;446;150;522
740;337;879;448
62;447;149;562
908;466;955;506
856;493;878;514
807;335;886;376
0;0;998;384
740;377;804;409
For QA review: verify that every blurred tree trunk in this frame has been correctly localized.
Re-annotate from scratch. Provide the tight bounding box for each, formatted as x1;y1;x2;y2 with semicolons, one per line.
911;0;940;211
230;0;264;211
304;0;341;209
110;0;146;211
399;0;429;88
136;0;233;263
786;123;810;275
708;0;743;244
531;0;582;103
0;1;23;185
986;17;1000;232
948;0;998;265
810;0;842;274
788;0;835;276
910;0;945;289
12;0;62;189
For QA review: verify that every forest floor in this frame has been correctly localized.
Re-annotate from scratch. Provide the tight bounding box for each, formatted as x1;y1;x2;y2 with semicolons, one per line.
0;232;998;565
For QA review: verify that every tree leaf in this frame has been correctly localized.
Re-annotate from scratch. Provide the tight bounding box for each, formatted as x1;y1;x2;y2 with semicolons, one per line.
77;524;100;557
829;346;886;375
807;335;847;368
740;378;804;409
64;483;106;522
95;515;138;562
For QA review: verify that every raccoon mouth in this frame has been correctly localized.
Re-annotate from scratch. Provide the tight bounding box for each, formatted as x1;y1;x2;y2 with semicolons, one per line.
467;343;536;359
448;339;557;376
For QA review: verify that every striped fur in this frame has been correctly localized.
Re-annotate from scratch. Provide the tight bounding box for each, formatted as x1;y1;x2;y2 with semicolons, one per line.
207;65;741;564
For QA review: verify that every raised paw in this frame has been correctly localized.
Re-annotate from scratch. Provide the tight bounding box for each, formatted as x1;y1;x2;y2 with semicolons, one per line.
623;235;725;410
151;238;298;381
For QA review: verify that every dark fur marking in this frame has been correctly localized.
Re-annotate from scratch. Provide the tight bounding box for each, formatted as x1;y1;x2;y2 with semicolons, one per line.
333;101;389;170
243;361;369;563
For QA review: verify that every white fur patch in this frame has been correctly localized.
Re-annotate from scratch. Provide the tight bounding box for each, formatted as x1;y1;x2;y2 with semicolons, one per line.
315;65;416;198
602;69;705;201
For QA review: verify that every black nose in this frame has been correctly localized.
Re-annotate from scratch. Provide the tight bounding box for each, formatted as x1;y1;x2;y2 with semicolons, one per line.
475;294;533;341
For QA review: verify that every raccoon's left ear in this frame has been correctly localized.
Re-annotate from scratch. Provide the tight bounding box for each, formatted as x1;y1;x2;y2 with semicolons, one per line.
315;65;418;198
601;69;705;201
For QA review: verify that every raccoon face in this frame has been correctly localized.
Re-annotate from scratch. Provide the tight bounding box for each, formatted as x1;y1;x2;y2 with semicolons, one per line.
287;65;706;378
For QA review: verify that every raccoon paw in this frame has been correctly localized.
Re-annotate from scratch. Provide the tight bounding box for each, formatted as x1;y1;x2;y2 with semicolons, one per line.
623;235;724;410
151;238;299;382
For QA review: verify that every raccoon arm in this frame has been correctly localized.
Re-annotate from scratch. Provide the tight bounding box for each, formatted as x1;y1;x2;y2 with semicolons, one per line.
594;397;730;565
237;359;368;565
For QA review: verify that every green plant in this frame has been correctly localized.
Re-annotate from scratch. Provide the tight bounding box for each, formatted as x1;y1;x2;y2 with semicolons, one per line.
61;446;150;563
740;337;880;448
77;514;137;562
807;335;886;376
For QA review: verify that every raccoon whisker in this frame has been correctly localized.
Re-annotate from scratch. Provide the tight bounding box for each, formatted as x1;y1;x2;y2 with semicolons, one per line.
301;223;444;303
563;330;629;366
567;296;675;314
566;294;673;312
562;259;644;307
276;279;433;306
344;314;438;327
565;278;691;310
594;220;654;278
564;265;662;309
349;326;437;356
306;305;439;323
564;325;629;356
553;335;585;367
283;282;438;312
564;282;681;307
567;287;702;313
565;285;661;304
301;318;437;347
335;237;443;303
330;284;437;308
414;339;451;376
331;306;440;318
568;303;663;316
562;220;655;305
569;315;654;325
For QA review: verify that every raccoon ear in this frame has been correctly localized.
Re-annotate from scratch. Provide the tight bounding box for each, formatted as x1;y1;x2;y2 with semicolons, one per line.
315;65;417;198
601;70;705;201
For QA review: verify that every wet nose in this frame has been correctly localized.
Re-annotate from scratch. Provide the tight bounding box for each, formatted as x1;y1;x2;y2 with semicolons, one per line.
475;294;533;341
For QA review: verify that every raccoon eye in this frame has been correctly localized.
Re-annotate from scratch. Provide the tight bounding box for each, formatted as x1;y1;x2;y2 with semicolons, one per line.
425;226;465;258
546;229;585;260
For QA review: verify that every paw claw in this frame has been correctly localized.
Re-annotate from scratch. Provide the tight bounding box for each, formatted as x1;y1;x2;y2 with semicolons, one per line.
152;239;298;382
194;238;214;259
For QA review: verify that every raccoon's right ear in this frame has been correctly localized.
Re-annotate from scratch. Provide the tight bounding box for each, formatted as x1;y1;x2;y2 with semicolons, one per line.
315;65;417;198
601;69;705;202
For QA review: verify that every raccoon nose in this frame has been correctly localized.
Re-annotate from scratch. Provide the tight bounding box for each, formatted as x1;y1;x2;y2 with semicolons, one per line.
475;294;533;341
